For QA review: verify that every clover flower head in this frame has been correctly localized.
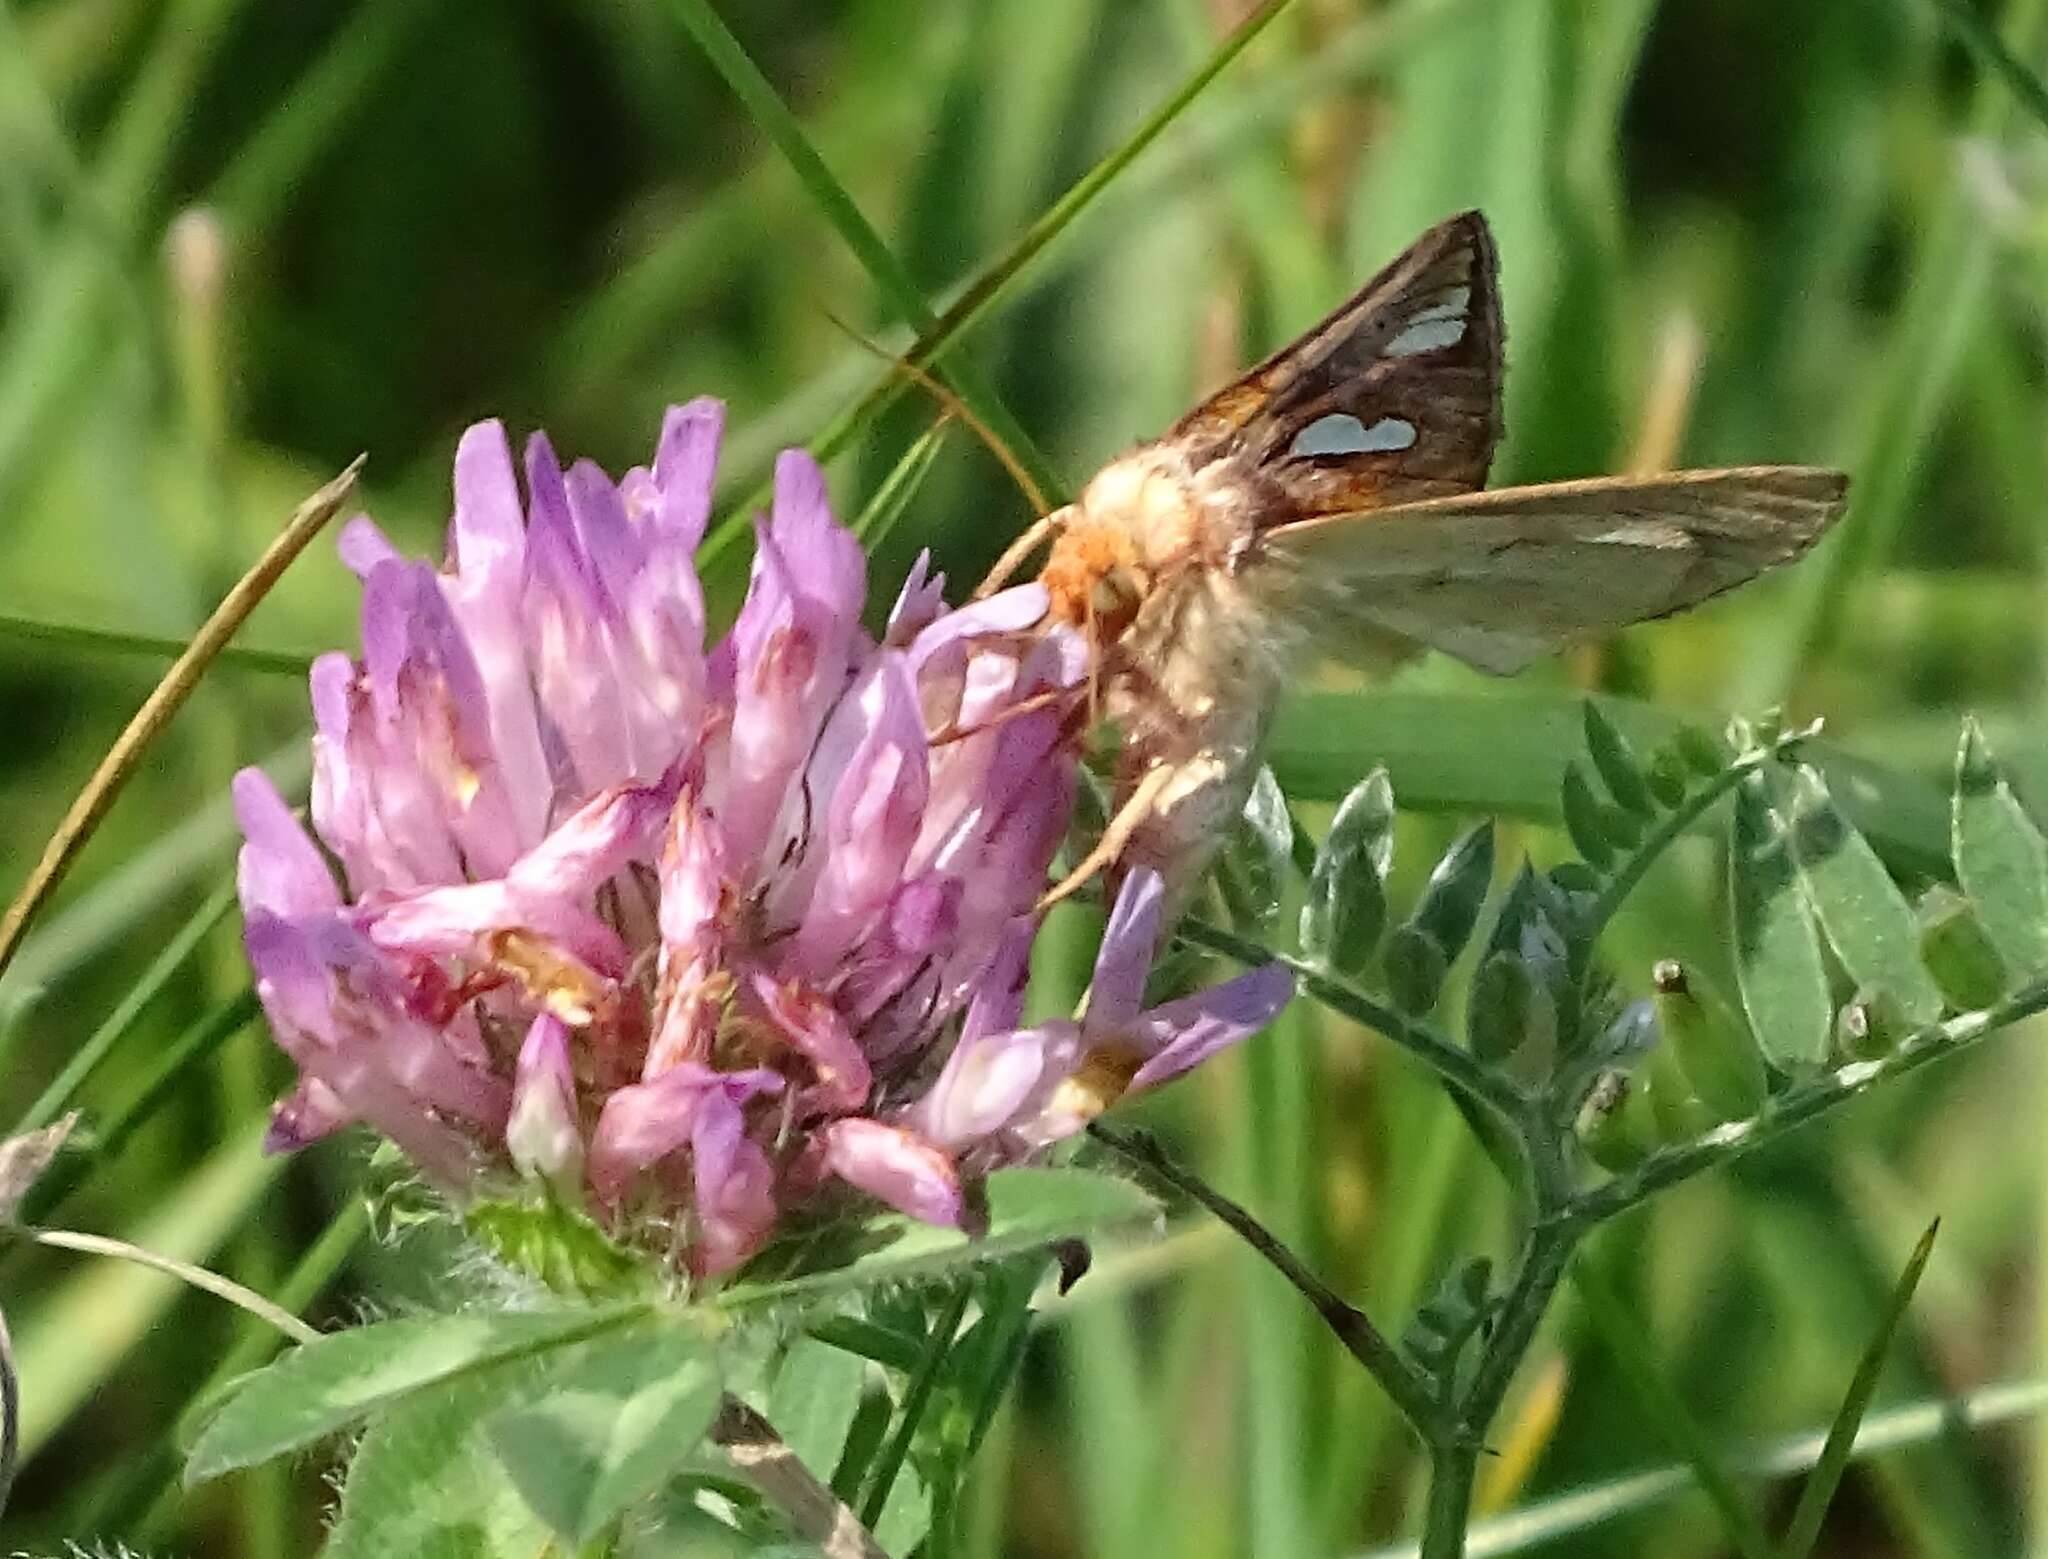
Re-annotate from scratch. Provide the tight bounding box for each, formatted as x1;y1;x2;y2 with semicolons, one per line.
234;402;1292;1277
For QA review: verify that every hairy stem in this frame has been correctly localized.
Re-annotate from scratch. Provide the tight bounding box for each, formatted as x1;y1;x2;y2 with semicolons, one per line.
1176;916;1524;1124
1574;978;2048;1225
1413;1120;1583;1557
1418;1442;1481;1559
1090;1122;1442;1435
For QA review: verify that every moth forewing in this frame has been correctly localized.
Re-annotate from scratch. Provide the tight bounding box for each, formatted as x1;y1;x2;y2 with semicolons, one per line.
1253;466;1849;675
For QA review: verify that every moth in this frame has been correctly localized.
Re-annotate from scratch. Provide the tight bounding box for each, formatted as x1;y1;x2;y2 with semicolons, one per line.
979;210;1848;904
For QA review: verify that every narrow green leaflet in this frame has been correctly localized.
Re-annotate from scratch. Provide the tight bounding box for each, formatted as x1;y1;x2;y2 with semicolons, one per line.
1952;719;2048;976
1777;1222;1940;1559
184;1303;647;1483
1407;822;1496;964
322;1371;549;1559
1219;767;1295;932
1780;765;1945;1027
717;1167;1157;1309
1584;700;1656;818
486;1320;723;1544
1561;762;1618;869
1730;776;1832;1069
1299;766;1394;974
1468;951;1543;1065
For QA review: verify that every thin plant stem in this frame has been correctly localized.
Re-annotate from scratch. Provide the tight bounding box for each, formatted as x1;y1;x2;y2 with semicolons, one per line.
0;459;360;983
1175;915;1525;1123
14;1225;317;1344
1419;1443;1481;1559
1089;1121;1441;1436
861;1281;972;1529
1574;979;2048;1224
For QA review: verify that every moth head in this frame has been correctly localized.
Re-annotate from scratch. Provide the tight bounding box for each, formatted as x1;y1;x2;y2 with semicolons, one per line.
1041;511;1150;644
1038;447;1203;644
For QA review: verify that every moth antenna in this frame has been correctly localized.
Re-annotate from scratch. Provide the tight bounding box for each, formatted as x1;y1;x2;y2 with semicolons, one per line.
974;506;1066;599
817;306;1052;517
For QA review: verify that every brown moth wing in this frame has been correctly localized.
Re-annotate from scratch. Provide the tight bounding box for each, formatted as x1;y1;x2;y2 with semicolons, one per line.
1254;466;1849;675
1169;210;1505;517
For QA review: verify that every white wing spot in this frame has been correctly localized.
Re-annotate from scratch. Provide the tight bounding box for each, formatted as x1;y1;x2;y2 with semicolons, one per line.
1386;316;1466;356
1291;414;1418;457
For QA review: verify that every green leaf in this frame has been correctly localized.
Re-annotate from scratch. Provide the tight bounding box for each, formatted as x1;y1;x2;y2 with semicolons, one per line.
1561;762;1617;869
1951;719;2048;976
1218;767;1294;933
769;1335;868;1479
1408;822;1495;963
1646;741;1691;808
486;1320;723;1544
1483;865;1571;1068
1730;776;1832;1070
185;1304;647;1483
1677;722;1734;778
463;1197;648;1300
718;1168;1157;1309
663;0;1064;508
1383;923;1449;1016
321;1370;548;1559
1915;887;2009;1011
1584;700;1656;817
1778;1222;1940;1559
1781;765;1945;1027
1467;951;1551;1070
1299;766;1394;974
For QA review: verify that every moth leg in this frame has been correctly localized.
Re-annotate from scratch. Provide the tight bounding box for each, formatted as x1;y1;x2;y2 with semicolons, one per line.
975;508;1067;599
928;687;1071;746
1037;764;1176;912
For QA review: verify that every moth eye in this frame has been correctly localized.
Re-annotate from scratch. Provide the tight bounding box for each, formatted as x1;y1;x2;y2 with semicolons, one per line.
1290;413;1418;458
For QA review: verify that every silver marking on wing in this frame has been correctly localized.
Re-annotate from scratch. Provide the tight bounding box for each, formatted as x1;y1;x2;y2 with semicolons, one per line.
1288;413;1420;457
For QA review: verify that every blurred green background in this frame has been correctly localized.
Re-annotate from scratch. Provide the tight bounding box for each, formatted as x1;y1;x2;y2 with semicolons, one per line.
4;0;2048;1554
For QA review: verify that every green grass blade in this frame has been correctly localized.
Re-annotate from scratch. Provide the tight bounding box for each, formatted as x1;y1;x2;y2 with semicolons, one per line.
852;423;949;550
1921;0;2048;132
1777;1220;1941;1558
1743;0;2046;702
0;608;313;675
203;0;446;229
1266;691;1950;877
13;1120;285;1462
1352;1373;2048;1557
1572;1258;1776;1559
697;0;1299;563
664;0;1065;507
11;882;237;1134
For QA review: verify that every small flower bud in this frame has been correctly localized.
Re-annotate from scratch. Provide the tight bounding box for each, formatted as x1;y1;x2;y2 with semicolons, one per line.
1651;960;1766;1121
506;1015;583;1191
